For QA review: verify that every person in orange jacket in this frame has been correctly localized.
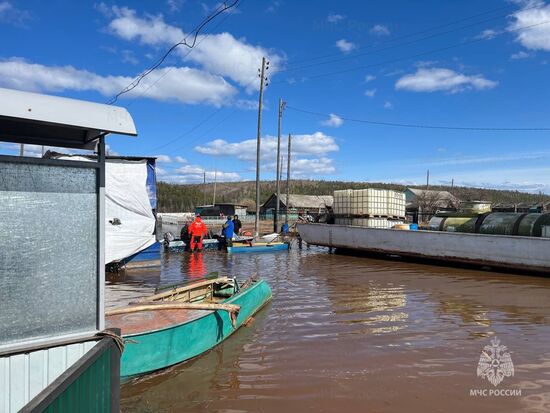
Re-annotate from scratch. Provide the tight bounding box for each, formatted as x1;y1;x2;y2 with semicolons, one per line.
188;214;209;252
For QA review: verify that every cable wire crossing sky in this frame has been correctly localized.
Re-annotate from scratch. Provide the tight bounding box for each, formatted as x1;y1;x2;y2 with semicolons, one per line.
1;0;550;192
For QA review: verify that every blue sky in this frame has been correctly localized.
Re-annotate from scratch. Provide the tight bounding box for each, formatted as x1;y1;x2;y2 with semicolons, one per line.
1;0;550;192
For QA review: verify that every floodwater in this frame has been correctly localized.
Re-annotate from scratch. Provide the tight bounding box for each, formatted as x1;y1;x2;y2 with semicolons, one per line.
107;245;550;413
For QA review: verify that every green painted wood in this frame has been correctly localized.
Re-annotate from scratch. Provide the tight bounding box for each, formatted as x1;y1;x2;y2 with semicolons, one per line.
120;280;272;378
43;347;111;413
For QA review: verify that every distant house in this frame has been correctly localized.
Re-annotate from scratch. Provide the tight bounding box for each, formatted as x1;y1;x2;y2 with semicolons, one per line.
405;188;459;222
260;193;333;215
196;203;247;217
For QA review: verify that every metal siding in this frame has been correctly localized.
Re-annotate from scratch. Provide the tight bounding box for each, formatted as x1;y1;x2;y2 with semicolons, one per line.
0;341;96;413
43;348;111;413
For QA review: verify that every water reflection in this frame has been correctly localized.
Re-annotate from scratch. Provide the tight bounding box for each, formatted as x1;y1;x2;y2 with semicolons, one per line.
112;247;550;413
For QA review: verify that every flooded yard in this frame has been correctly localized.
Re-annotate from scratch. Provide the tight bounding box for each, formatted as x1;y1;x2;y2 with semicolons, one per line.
108;246;550;413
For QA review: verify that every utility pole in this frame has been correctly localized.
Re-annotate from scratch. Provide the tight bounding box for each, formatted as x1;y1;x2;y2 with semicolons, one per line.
285;133;292;226
19;144;24;157
426;169;430;191
203;172;206;206
254;56;268;237
213;169;217;205
274;98;285;233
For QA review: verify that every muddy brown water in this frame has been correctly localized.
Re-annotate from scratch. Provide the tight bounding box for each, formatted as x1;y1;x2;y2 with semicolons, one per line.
107;246;550;413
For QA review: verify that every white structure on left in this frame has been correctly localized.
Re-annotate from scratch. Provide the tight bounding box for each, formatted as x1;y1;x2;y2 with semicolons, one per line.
0;87;137;412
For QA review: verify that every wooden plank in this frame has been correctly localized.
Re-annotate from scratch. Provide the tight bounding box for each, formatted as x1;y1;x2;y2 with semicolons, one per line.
136;277;230;303
106;302;240;316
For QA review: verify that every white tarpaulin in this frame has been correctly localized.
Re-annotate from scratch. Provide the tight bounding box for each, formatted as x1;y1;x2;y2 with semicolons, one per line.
103;159;156;263
58;156;156;263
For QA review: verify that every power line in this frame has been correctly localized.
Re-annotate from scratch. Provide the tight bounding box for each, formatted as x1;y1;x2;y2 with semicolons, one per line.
126;0;246;106
107;0;240;105
284;3;527;71
273;19;550;84
282;5;537;74
289;3;520;67
146;73;260;153
286;105;550;131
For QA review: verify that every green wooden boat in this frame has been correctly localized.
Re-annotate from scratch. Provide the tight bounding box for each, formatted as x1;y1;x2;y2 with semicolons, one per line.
106;276;272;378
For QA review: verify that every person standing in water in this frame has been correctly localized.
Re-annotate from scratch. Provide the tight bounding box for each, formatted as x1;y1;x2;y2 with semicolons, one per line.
232;214;242;235
188;214;208;252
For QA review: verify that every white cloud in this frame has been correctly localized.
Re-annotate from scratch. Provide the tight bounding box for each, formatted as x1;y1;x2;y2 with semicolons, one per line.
155;155;172;163
335;39;356;53
426;151;548;166
365;74;376;82
0;1;10;13
291;157;336;175
166;0;184;12
265;1;281;13
383;100;393;109
120;49;138;65
194;132;339;161
175;156;187;163
364;88;376;97
103;5;284;91
0;1;30;26
414;60;438;68
159;163;241;184
395;67;497;93
476;29;497;40
370;24;390;36
511;50;532;59
321;113;344;127
173;164;240;183
509;3;550;51
327;12;345;23
0;57;237;106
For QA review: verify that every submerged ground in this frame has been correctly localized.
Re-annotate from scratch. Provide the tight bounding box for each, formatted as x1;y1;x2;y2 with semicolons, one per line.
107;244;550;413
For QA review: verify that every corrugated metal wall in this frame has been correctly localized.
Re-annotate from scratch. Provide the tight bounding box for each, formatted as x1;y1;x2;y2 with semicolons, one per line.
0;340;96;413
43;346;112;413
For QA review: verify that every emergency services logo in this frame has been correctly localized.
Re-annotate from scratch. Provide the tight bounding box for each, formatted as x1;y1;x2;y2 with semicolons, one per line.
476;337;514;387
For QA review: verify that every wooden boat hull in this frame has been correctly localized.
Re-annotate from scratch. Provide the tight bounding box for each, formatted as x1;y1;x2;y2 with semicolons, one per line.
114;279;272;378
227;242;289;254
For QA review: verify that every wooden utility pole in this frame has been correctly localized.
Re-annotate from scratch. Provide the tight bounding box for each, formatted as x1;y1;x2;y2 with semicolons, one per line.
254;57;268;237
274;98;285;233
285;133;292;226
203;172;206;206
212;169;217;205
426;169;430;191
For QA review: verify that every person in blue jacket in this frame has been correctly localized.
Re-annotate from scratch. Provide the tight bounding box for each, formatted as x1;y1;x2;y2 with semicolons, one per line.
221;216;235;249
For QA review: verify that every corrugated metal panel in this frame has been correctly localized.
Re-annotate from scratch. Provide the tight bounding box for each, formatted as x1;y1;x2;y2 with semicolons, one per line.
0;340;96;413
43;347;111;413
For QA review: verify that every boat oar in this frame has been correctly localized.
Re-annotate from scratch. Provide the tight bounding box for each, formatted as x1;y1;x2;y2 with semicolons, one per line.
106;302;241;328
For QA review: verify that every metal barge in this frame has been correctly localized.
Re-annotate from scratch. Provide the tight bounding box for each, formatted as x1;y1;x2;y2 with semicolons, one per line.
297;223;550;273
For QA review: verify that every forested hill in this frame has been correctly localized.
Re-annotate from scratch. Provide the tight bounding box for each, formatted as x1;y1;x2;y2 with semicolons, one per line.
157;180;550;213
